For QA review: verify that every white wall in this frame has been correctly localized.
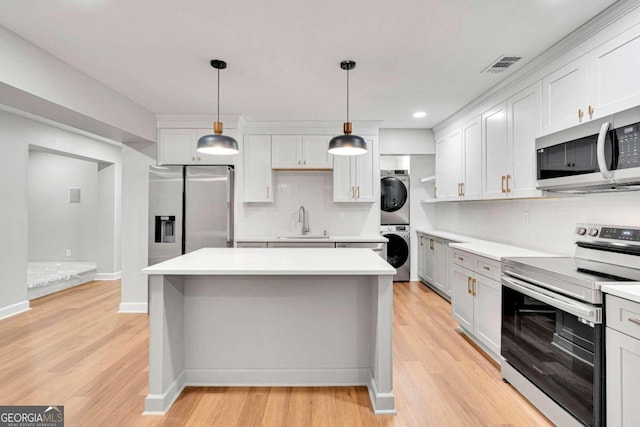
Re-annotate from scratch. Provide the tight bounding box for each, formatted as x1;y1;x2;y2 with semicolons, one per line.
28;151;98;262
435;192;640;256
0;109;122;319
119;146;154;313
379;129;434;155
239;171;380;237
0;25;156;144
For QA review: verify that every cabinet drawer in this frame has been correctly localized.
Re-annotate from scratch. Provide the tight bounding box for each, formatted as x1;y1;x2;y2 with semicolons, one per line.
475;257;501;281
452;250;474;269
607;295;640;339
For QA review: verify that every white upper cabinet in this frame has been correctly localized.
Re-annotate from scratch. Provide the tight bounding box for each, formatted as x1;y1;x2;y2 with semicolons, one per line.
271;135;332;169
158;128;239;165
435;128;462;200
589;23;640;119
462;117;482;200
507;82;542;198
332;137;375;202
243;135;273;203
303;135;333;168
482;102;509;199
158;129;198;165
542;22;640;135
542;57;590;135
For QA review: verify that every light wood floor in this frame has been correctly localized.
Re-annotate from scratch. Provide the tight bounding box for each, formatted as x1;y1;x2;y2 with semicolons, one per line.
0;280;552;426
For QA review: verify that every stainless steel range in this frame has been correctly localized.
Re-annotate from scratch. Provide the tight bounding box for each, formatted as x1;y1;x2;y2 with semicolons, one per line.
501;223;640;427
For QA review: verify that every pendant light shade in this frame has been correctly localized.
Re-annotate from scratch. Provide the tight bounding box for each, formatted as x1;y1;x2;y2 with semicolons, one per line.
328;60;367;156
197;59;239;155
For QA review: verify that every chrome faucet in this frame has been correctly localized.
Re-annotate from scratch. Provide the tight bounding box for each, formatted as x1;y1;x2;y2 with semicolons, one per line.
298;205;310;235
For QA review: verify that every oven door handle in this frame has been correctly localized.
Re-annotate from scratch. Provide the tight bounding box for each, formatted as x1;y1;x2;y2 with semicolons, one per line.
502;275;602;324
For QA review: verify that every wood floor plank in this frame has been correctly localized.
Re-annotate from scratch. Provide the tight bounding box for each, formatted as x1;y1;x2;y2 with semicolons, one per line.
0;279;553;426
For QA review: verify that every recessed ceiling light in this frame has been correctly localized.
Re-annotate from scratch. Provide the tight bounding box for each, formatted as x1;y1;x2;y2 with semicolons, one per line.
413;111;427;118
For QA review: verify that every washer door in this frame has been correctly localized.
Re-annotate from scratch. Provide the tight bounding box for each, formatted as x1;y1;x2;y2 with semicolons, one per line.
381;177;408;213
384;233;409;268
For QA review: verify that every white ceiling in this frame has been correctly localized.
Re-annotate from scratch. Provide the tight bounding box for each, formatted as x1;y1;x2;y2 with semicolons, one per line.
0;0;617;128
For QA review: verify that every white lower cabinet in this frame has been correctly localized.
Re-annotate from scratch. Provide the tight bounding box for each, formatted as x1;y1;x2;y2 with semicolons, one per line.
451;249;502;359
417;232;457;299
606;294;640;426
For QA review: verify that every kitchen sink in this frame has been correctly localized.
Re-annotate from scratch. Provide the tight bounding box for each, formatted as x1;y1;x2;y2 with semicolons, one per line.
276;235;331;239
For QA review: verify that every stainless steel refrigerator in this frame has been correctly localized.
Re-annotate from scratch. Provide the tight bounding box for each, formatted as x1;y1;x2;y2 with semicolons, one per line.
148;165;234;266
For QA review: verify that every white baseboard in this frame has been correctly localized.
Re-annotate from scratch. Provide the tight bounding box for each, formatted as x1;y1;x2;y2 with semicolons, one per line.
183;368;370;387
367;375;397;414
0;300;30;321
95;271;122;281
118;302;148;314
143;372;185;415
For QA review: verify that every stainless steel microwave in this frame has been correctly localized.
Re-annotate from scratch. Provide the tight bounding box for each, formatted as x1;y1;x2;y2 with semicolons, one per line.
536;105;640;192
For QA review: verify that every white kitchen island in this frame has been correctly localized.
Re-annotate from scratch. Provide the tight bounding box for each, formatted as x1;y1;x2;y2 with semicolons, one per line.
141;248;396;415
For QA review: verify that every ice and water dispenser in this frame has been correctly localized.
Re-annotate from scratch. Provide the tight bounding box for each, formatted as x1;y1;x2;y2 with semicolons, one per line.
155;216;176;243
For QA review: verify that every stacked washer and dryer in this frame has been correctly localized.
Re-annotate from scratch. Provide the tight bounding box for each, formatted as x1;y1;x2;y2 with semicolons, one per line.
380;170;410;281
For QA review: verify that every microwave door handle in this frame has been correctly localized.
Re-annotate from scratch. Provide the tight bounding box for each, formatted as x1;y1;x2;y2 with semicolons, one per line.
501;275;601;324
596;121;612;179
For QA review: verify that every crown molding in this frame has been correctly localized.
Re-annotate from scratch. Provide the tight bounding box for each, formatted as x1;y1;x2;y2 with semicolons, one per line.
238;119;382;136
434;0;640;134
156;113;242;129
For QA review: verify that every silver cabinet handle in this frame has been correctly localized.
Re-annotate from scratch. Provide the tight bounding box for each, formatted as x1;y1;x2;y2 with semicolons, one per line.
482;266;490;271
629;318;640;327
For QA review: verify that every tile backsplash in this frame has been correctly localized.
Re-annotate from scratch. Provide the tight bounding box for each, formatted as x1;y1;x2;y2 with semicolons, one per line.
435;191;640;255
238;171;380;237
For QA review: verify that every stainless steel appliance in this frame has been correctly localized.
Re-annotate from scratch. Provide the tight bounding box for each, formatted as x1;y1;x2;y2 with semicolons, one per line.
536;105;640;192
148;165;234;266
381;170;409;225
501;223;640;427
381;225;410;281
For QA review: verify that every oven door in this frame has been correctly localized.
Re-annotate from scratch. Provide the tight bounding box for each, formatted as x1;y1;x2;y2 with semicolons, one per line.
501;275;603;427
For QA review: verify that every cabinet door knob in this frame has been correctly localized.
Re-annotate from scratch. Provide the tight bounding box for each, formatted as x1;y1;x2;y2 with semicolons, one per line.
588;105;594;116
303;160;306;165
430;239;434;250
501;176;506;193
298;160;301;165
467;277;472;294
351;186;355;199
472;278;477;296
461;182;465;196
578;108;584;119
506;174;511;193
357;186;360;199
192;156;196;161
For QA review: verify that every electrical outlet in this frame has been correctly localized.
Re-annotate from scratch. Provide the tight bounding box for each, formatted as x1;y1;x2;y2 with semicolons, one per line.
65;249;72;257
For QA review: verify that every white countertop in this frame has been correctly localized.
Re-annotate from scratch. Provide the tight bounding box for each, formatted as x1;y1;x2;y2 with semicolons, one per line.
236;235;388;243
602;284;640;304
414;229;478;243
449;241;559;261
143;247;397;276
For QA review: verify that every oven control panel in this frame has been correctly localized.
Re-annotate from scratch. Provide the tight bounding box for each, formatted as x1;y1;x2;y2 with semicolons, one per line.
576;223;640;243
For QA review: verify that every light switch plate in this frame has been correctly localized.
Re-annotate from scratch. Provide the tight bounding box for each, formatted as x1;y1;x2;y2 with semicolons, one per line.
69;187;81;203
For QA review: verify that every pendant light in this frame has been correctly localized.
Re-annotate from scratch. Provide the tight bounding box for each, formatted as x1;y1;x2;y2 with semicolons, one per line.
328;60;367;156
197;59;239;155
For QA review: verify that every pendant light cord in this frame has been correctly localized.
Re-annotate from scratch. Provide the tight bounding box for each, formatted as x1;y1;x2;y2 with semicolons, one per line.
217;67;221;122
346;68;350;123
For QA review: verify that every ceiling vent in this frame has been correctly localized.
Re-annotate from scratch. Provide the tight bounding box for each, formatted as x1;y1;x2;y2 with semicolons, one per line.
482;55;522;73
